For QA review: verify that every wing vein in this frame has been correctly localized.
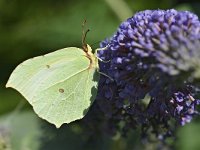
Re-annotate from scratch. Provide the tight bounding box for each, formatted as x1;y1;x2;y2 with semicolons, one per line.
39;66;89;93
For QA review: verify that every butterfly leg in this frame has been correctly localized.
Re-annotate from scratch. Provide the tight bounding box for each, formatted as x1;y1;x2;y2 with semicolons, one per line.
95;44;110;63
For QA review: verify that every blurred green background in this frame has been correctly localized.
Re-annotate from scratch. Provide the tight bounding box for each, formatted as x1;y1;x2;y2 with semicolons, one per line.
1;0;200;150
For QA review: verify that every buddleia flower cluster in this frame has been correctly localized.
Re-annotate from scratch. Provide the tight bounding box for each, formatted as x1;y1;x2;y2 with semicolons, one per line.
84;9;200;140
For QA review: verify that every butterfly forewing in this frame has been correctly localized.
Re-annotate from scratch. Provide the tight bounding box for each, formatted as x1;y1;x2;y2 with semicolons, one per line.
6;47;99;127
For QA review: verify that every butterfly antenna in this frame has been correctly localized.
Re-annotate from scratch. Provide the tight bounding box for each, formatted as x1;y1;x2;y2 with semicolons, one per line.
82;19;90;52
82;19;86;46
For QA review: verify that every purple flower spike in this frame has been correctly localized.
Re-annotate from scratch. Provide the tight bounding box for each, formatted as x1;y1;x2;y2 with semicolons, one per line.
85;9;200;140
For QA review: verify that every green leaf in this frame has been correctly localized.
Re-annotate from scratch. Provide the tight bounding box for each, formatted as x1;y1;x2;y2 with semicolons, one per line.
0;111;42;150
6;46;99;128
176;122;200;150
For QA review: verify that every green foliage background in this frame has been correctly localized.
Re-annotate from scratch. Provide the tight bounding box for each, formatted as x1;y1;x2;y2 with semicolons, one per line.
0;0;200;149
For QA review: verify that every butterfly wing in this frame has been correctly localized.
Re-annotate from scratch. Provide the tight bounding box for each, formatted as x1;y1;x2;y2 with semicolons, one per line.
6;47;99;127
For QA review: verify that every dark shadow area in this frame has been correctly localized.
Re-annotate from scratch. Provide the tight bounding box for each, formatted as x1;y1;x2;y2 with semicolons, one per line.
83;70;100;116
